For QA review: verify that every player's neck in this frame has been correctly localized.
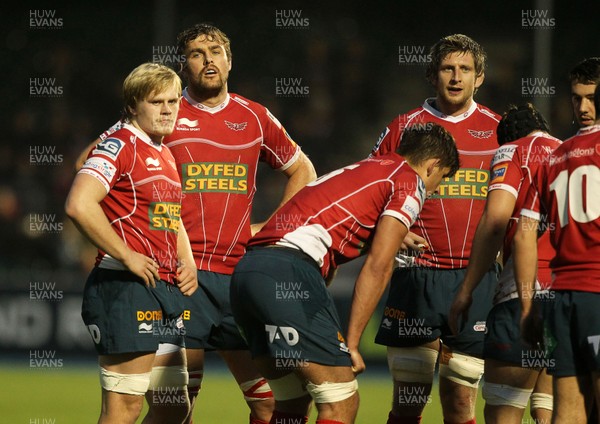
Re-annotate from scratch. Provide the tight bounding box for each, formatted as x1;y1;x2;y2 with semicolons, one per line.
433;97;474;117
187;86;229;108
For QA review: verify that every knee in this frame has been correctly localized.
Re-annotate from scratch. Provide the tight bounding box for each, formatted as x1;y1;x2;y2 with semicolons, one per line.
240;378;275;419
387;346;438;384
147;365;191;420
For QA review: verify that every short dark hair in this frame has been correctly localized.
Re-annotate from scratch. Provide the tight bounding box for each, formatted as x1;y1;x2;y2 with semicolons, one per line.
397;124;460;177
497;103;550;145
176;23;232;62
426;34;486;85
569;57;600;85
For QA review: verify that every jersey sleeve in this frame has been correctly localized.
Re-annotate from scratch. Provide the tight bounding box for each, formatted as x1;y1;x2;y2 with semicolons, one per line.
370;116;403;157
488;144;522;198
78;137;129;193
260;108;301;171
98;120;125;141
381;173;426;229
520;162;546;221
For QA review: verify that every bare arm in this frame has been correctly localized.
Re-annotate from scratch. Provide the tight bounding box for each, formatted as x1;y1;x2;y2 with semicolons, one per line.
176;221;198;296
513;215;539;325
65;173;160;286
345;215;408;374
449;189;515;335
251;151;316;235
74;138;101;172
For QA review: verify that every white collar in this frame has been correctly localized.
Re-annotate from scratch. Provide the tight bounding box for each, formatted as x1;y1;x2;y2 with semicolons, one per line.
183;88;230;114
422;97;478;123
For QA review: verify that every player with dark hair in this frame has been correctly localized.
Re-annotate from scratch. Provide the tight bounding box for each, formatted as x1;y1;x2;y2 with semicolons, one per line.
569;57;600;128
371;34;500;424
76;23;316;424
66;62;198;424
231;124;459;424
514;87;600;424
449;103;560;423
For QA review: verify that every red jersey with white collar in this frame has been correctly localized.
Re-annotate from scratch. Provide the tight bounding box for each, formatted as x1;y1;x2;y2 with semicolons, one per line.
249;155;426;280
99;90;301;274
487;132;561;303
521;125;600;292
371;99;500;268
80;123;182;283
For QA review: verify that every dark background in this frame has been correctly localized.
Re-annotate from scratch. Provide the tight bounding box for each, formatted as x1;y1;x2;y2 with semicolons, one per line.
0;0;598;356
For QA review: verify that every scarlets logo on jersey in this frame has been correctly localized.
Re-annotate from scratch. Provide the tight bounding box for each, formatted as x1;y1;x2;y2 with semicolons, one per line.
468;129;494;139
181;162;248;193
149;202;181;233
224;120;247;131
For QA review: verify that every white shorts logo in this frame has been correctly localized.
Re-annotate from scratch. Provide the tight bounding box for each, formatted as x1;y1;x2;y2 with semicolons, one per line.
87;324;101;344
265;324;299;346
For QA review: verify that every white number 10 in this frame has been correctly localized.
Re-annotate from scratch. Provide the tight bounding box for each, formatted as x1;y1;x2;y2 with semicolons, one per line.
549;165;600;227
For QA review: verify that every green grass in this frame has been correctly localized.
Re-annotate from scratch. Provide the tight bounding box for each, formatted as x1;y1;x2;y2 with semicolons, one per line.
1;364;534;423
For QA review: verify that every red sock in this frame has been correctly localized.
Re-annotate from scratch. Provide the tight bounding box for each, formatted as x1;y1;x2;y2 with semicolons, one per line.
250;415;269;424
387;411;422;424
269;410;308;424
443;419;476;424
315;420;344;424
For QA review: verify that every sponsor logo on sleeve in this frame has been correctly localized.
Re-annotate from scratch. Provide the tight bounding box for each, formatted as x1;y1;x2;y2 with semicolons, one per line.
81;157;117;181
490;163;509;184
491;144;517;166
93;138;124;160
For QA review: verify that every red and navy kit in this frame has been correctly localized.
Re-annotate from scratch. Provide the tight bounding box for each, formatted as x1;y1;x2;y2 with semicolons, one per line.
371;99;500;268
80;123;182;283
488;132;561;302
100;90;301;274
522;125;600;292
250;154;426;280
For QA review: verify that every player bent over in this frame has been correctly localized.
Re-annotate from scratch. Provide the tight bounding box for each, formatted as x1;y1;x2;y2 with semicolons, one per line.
514;88;600;424
230;124;459;424
65;63;198;424
449;103;561;423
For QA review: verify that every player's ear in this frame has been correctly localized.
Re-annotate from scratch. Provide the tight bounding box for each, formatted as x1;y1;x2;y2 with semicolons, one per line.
426;159;441;177
475;72;485;89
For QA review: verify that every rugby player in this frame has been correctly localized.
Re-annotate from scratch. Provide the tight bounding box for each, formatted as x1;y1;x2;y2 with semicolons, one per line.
371;34;500;424
514;86;600;424
231;124;459;424
65;63;198;424
76;23;316;424
569;57;600;128
449;103;560;423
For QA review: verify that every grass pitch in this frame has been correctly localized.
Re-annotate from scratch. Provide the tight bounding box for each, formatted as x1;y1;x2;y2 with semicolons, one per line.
2;362;535;423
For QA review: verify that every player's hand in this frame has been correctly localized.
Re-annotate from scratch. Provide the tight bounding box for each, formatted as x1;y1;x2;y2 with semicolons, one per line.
250;222;266;237
520;303;544;350
349;347;365;375
449;290;472;336
400;232;428;252
122;250;160;288
176;260;198;296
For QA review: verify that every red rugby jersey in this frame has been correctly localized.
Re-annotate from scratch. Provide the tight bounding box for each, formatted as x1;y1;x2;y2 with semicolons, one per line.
488;132;561;303
521;125;600;292
371;99;500;268
250;155;426;280
100;90;301;274
80;123;182;283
